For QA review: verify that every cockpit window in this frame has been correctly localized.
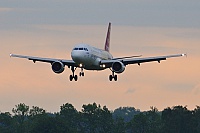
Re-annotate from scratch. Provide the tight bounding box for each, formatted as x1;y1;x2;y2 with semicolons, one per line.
74;47;88;51
84;48;88;51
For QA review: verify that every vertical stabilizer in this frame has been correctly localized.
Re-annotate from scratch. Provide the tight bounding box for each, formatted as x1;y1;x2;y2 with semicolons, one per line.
104;22;111;52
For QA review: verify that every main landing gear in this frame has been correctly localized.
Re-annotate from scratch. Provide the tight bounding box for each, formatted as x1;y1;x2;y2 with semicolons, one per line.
69;67;85;81
69;66;78;81
109;71;117;81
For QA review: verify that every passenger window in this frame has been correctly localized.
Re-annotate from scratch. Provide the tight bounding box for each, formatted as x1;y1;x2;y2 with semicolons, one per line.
74;48;78;50
79;48;83;50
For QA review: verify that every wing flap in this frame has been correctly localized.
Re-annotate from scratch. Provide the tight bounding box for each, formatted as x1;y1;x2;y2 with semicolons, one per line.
100;54;185;66
123;57;166;65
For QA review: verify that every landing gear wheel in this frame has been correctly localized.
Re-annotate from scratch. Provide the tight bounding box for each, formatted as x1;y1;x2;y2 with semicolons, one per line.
79;72;85;77
69;75;73;81
109;75;113;81
74;75;78;81
114;75;117;81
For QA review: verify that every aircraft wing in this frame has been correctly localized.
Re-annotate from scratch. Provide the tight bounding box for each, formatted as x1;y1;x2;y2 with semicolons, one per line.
100;54;186;67
10;54;77;66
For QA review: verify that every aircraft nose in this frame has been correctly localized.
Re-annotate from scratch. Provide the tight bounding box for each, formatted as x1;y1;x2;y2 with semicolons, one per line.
71;50;83;63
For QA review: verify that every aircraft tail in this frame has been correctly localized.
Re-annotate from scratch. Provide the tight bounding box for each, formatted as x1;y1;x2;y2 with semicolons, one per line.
104;22;111;52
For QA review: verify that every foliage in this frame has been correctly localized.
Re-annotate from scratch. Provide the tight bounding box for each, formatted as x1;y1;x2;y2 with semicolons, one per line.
162;105;195;133
113;107;140;122
0;103;199;133
81;103;113;133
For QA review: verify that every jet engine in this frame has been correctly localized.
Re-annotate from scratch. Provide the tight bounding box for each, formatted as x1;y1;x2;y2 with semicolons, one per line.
51;61;65;74
112;61;125;73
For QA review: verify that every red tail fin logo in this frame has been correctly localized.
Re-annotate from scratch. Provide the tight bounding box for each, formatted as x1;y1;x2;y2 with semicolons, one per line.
105;23;111;52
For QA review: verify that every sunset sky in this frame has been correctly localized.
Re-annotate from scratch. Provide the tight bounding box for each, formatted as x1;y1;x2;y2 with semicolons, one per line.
0;0;200;112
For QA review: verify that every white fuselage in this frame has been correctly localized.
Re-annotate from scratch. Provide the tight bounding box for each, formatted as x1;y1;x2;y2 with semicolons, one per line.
71;44;113;70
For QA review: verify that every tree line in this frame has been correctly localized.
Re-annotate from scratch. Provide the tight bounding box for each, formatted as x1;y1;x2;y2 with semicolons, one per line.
0;102;200;133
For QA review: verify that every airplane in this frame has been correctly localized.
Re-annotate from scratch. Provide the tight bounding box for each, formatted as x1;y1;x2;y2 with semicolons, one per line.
10;23;186;81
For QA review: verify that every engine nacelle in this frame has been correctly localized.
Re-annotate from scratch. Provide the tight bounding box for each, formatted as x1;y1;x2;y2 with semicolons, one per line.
112;61;125;73
52;61;65;74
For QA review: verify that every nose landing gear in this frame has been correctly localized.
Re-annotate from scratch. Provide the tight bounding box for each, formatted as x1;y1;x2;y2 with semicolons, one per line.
79;68;84;77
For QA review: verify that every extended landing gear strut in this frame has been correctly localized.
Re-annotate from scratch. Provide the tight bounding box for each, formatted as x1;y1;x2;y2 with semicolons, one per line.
69;66;78;81
79;68;84;77
109;71;117;81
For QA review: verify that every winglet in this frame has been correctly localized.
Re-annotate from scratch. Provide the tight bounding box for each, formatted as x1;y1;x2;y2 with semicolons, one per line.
182;53;187;57
104;22;111;52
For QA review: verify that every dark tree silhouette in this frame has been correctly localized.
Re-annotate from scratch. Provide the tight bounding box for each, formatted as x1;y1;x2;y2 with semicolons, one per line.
0;103;200;133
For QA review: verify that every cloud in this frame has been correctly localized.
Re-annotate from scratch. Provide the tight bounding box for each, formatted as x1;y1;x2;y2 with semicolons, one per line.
192;83;200;95
126;88;135;94
1;0;200;27
0;8;13;12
